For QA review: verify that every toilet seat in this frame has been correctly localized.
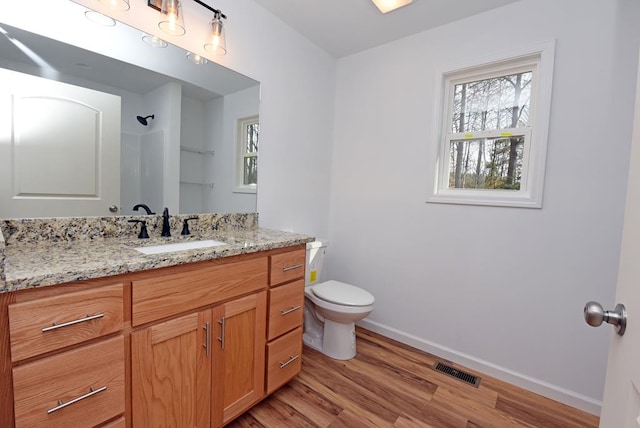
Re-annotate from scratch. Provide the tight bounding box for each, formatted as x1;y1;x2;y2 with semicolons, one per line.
311;280;375;307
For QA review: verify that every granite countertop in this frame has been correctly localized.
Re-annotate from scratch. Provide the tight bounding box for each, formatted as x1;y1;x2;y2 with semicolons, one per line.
0;213;314;293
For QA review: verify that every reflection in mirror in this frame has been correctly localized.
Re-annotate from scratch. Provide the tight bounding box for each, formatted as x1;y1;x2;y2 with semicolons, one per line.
0;17;259;219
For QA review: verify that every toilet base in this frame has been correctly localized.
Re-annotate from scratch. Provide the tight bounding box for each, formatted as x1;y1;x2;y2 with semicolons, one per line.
321;319;357;360
302;332;322;353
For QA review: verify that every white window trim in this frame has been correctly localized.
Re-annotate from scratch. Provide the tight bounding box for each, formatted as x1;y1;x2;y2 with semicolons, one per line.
427;41;555;209
234;115;258;194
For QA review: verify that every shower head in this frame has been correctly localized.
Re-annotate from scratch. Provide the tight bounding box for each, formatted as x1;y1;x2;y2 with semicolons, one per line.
137;114;155;126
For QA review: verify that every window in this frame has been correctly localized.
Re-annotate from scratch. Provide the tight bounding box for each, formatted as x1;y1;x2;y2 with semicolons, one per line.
236;115;258;193
428;43;555;208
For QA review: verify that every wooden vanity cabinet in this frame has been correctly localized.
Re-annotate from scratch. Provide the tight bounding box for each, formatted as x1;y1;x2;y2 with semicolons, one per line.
131;257;269;428
0;244;306;428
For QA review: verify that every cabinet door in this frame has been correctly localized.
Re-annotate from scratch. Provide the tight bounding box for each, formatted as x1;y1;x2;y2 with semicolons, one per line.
131;310;211;428
212;291;267;427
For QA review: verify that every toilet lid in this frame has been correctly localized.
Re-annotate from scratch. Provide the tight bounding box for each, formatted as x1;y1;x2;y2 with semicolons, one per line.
312;280;375;306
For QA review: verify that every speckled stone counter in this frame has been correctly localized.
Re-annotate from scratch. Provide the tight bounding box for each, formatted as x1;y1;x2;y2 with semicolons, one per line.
0;213;314;293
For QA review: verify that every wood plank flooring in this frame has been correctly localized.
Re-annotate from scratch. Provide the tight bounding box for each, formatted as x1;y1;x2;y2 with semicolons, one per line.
229;328;600;428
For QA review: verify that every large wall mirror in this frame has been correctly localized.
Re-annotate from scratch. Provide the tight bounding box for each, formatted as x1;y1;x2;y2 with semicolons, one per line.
0;7;259;219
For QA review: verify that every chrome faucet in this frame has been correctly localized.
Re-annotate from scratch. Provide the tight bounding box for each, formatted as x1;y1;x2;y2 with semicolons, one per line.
161;207;171;237
133;203;155;215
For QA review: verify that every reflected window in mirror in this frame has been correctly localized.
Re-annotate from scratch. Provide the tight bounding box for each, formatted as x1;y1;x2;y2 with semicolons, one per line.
236;115;258;193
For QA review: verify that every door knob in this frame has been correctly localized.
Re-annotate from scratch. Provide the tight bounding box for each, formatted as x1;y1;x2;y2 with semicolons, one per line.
584;301;626;336
109;205;119;213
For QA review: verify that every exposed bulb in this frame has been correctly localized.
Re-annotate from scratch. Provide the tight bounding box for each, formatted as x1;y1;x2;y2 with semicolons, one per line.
204;16;226;55
159;0;186;36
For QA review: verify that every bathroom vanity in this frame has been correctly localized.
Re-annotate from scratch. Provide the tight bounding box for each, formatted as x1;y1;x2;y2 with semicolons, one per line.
0;213;311;427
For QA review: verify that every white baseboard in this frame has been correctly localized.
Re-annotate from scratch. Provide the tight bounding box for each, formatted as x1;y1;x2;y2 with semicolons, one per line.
357;319;602;416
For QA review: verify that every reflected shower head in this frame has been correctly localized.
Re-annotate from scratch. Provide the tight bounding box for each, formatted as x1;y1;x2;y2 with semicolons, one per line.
137;114;154;126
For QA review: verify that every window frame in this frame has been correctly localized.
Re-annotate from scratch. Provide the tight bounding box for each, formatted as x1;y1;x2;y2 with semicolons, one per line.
234;115;258;194
427;41;555;208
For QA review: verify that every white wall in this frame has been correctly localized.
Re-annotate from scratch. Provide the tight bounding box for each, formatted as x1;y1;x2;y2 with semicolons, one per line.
329;0;640;414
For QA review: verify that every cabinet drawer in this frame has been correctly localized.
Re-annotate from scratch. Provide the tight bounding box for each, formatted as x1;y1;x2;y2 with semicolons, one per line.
266;327;303;394
270;249;305;286
101;417;126;428
268;279;304;340
9;283;124;362
132;257;268;326
12;335;125;428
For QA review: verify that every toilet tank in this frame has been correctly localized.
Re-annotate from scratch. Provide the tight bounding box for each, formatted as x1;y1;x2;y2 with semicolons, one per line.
306;240;328;285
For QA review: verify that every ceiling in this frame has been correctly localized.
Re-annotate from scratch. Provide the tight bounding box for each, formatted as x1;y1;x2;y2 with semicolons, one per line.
252;0;520;58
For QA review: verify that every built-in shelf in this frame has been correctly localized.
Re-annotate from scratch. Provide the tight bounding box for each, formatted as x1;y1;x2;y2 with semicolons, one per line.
180;145;214;155
180;180;214;188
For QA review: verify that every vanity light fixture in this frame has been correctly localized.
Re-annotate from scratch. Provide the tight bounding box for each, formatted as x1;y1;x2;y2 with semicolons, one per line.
147;0;227;55
159;0;186;36
203;9;226;56
187;52;208;64
371;0;414;14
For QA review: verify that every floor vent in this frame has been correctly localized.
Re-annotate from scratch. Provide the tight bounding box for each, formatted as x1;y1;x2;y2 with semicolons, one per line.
433;362;481;388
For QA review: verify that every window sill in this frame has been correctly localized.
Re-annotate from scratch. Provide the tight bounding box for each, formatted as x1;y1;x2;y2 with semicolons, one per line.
427;189;542;209
233;185;257;194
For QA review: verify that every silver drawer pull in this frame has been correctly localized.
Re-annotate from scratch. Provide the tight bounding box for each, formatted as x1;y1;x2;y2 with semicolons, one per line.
282;263;303;272
218;317;226;350
281;305;301;316
279;355;299;369
203;322;211;357
47;386;107;414
42;313;105;332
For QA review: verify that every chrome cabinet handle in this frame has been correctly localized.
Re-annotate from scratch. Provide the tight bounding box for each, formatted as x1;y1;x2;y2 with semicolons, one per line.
584;301;627;336
47;386;107;414
282;264;303;272
203;322;211;356
281;305;301;316
279;355;299;369
218;317;226;350
42;313;105;332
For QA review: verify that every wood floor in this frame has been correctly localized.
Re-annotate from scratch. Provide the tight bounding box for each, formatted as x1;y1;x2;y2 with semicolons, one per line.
229;328;600;428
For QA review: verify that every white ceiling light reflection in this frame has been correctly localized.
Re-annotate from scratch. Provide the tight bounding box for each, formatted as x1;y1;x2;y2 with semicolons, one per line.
187;52;208;65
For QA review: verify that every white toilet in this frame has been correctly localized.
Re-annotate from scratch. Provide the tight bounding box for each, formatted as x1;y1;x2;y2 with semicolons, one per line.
303;241;375;360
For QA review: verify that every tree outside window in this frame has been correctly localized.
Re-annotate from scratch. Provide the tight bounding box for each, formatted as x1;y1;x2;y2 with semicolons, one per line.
237;115;258;191
449;70;531;190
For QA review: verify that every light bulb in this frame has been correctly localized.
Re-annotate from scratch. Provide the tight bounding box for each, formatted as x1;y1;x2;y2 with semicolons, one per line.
204;17;226;55
159;0;186;36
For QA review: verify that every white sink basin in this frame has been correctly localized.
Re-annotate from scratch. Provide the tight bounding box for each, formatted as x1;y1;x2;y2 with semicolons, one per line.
135;239;226;255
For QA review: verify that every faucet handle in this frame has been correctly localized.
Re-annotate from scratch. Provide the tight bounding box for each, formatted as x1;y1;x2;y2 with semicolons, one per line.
128;220;150;239
181;216;199;236
161;207;171;237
